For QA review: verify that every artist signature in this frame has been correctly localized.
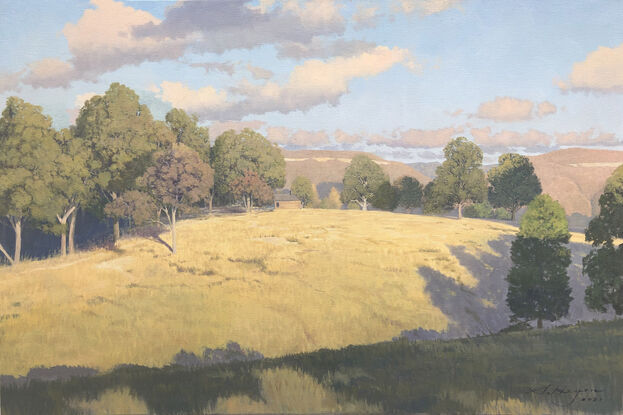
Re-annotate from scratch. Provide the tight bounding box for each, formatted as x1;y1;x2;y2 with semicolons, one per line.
525;384;604;405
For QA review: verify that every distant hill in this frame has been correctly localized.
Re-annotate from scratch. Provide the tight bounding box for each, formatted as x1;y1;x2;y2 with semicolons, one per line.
409;162;497;179
283;149;430;198
529;148;623;217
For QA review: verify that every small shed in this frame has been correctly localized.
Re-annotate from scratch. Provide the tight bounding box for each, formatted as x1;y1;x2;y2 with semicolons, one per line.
274;191;302;209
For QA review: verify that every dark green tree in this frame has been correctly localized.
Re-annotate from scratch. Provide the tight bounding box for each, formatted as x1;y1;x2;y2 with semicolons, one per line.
488;153;542;220
341;155;387;211
0;97;58;264
396;176;423;212
75;83;159;243
506;194;572;328
434;137;487;219
290;176;318;207
371;181;400;211
583;165;623;315
165;108;210;161
211;129;285;204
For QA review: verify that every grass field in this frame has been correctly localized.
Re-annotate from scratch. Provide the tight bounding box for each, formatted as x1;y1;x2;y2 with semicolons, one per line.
0;209;585;376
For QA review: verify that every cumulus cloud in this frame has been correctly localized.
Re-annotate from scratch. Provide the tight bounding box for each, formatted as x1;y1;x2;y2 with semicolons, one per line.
267;126;330;146
134;0;344;54
558;43;623;93
158;81;230;116
0;70;25;93
334;129;363;144
396;0;462;16
208;120;266;139
537;101;557;117
276;38;378;59
190;62;237;76
66;91;99;124
22;0;189;88
474;96;534;122
471;127;552;148
353;5;380;29
246;64;274;80
555;129;619;146
368;127;463;148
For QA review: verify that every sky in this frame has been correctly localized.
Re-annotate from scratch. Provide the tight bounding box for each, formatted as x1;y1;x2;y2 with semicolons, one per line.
1;0;623;163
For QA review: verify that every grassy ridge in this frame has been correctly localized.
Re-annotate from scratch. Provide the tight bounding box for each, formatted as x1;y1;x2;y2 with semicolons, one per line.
0;210;582;376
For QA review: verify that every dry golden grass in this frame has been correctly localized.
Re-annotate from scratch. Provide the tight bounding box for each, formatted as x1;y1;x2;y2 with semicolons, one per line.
0;210;582;376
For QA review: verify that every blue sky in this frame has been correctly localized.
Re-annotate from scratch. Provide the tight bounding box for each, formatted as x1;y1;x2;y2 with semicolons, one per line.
1;0;623;162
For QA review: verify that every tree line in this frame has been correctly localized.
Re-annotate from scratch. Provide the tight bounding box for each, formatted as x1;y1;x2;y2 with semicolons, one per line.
0;83;285;263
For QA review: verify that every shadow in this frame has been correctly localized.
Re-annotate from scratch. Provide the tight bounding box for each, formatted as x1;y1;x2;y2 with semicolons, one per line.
316;182;343;198
136;226;173;253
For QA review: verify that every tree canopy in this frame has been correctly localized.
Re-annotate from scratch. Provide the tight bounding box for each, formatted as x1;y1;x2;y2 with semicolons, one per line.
291;176;318;208
518;194;570;242
396;176;423;211
165;108;210;162
433;137;487;219
371;181;400;211
230;170;273;212
488;153;541;220
341;155;387;211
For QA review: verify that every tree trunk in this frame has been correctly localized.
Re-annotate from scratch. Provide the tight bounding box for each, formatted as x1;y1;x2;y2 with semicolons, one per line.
12;218;22;264
60;232;67;256
362;198;368;211
537;318;543;329
511;208;516;221
208;194;213;215
0;242;13;265
458;203;463;219
69;211;77;255
171;208;177;254
113;220;120;244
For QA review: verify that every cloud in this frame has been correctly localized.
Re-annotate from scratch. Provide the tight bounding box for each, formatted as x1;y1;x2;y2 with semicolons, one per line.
267;126;330;146
0;70;25;93
247;64;274;80
555;129;619;146
558;43;623;93
158;81;230;116
162;45;417;120
334;129;362;144
353;5;380;29
208;120;266;139
396;0;462;16
474;96;534;122
536;101;557;118
134;0;344;54
191;62;237;76
276;38;378;59
471;127;552;148
66;91;99;124
22;0;189;88
368;127;463;148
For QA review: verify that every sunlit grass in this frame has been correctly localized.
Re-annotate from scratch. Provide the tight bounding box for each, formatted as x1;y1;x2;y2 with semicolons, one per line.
0;209;576;376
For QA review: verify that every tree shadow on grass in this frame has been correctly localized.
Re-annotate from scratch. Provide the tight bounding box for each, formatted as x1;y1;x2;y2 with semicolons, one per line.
135;226;173;253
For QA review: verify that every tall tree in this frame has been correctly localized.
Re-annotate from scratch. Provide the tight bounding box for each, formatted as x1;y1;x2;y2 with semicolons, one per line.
488;153;542;220
141;145;214;254
434;137;487;219
396;176;423;212
583;165;623;315
75;83;158;243
506;194;572;328
0;97;57;264
211;129;285;204
291;176;318;208
165;109;210;160
231;171;274;213
341;155;387;211
371;180;400;211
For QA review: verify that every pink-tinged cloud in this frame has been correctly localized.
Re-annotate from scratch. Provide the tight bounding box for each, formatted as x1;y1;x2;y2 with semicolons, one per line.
353;5;380;29
267;126;330;146
558;43;623;93
475;96;534;122
208;120;266;139
396;0;462;16
368;127;463;148
537;101;557;118
0;70;24;93
555;129;619;146
334;129;362;144
471;127;552;148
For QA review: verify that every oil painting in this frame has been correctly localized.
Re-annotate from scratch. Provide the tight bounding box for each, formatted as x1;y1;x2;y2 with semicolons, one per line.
2;1;623;414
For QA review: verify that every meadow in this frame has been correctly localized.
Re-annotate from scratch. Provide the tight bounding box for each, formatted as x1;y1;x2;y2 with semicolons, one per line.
0;209;586;376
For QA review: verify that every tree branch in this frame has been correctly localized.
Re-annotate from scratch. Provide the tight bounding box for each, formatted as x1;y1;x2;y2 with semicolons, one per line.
0;243;14;264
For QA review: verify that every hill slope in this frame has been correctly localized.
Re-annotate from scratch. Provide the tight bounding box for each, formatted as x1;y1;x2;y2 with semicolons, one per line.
283;149;429;197
0;210;604;376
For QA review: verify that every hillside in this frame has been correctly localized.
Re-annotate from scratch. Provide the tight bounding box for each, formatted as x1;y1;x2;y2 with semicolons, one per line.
529;148;623;217
283;149;429;197
0;210;605;376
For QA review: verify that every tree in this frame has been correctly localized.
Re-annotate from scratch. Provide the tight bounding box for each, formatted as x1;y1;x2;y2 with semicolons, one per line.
211;129;285;205
320;187;342;209
75;83;159;243
165;109;210;160
104;190;157;228
488;153;542;220
341;155;387;211
371;181;399;211
291;176;318;208
583;165;623;315
141;145;214;254
231;171;274;213
0;97;58;264
422;181;447;214
434;137;487;219
506;194;572;328
396;176;423;212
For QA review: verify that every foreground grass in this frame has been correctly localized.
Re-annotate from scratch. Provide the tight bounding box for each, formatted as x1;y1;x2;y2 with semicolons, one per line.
0;209;547;375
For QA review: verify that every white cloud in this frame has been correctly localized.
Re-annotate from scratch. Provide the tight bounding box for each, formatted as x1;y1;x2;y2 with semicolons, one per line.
558;43;623;93
158;81;230;116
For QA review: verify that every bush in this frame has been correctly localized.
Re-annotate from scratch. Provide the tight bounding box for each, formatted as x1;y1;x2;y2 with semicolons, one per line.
347;201;360;210
463;202;512;220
